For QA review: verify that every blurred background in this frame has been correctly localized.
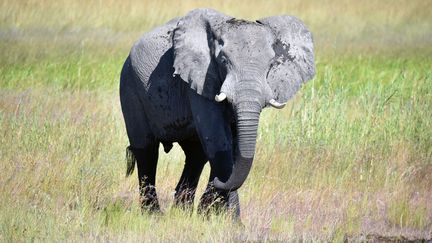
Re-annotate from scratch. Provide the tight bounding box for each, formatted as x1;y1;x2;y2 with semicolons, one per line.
1;0;431;88
0;0;431;241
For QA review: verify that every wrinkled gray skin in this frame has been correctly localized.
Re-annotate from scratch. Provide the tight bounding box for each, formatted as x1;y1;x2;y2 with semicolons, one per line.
120;8;315;217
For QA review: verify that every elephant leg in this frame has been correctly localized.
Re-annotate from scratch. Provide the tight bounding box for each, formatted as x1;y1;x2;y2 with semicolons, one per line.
198;187;241;219
128;143;160;212
174;140;208;210
198;151;241;219
227;190;241;219
186;90;240;218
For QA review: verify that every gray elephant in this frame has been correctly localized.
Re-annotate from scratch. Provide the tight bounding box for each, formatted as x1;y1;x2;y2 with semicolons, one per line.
120;8;315;217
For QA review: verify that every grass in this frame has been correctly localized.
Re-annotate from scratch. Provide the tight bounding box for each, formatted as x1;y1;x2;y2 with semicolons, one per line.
1;0;431;241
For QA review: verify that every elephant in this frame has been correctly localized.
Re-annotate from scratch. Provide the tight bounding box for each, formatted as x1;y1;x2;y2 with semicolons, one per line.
119;8;315;217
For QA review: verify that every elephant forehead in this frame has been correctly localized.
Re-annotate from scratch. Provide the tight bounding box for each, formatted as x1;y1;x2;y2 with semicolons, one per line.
222;28;274;57
223;25;273;44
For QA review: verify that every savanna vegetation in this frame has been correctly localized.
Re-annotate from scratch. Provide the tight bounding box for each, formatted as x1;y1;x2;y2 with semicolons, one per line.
1;0;431;241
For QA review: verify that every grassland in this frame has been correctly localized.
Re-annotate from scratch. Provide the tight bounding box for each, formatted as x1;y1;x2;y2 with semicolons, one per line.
1;0;431;241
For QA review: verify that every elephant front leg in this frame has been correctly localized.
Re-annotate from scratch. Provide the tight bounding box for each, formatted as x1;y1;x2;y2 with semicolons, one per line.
128;144;161;212
187;90;240;218
198;150;241;219
198;186;240;219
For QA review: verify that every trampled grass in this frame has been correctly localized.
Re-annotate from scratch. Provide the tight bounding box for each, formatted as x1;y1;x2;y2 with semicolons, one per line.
1;0;431;241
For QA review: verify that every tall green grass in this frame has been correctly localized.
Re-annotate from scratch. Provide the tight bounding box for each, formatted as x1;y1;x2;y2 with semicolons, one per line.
1;0;431;241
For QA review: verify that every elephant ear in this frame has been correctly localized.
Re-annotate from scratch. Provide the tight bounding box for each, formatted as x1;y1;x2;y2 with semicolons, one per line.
172;9;229;100
258;16;315;105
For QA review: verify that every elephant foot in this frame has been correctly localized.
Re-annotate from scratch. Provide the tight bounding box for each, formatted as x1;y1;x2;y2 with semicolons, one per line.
140;198;161;214
197;186;241;221
140;201;161;214
197;187;223;215
140;186;161;214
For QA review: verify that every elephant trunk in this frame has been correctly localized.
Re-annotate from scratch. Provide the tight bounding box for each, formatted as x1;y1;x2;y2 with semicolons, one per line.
214;99;261;191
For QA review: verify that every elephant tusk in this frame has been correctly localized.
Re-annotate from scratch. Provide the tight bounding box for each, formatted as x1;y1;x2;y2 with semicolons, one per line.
215;93;227;102
269;99;286;109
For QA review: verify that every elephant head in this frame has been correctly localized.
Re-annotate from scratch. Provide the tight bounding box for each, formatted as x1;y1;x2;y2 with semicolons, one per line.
172;9;315;191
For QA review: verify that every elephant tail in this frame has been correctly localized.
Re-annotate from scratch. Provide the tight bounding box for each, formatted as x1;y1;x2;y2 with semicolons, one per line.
125;146;136;177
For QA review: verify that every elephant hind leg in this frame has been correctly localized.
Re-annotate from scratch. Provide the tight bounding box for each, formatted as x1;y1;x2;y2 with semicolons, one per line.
128;143;161;212
174;140;208;210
